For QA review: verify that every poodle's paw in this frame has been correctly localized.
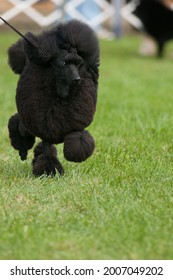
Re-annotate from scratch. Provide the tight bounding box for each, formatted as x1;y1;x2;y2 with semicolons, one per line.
32;154;64;177
8;114;35;160
32;142;57;165
32;143;64;176
63;130;95;162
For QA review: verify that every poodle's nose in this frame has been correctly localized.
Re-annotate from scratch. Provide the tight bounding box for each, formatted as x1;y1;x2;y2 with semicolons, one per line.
73;76;81;82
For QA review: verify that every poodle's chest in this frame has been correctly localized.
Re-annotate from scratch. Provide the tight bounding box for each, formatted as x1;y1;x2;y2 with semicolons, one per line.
17;88;96;142
47;95;95;131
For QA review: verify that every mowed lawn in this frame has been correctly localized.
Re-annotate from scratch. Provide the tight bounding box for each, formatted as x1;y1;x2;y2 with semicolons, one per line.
0;31;173;260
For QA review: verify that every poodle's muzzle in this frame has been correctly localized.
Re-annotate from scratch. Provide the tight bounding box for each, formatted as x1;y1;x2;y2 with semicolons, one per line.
54;63;81;98
70;64;81;83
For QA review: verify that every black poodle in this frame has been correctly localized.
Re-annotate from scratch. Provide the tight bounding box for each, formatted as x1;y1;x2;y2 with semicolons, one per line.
129;0;173;57
7;19;100;176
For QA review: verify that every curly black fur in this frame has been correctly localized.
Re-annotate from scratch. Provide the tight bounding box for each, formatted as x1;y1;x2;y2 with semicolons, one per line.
63;131;95;162
7;19;100;176
32;142;64;176
8;113;35;160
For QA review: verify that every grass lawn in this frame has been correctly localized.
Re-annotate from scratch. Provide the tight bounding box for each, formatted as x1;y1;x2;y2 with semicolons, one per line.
0;32;173;260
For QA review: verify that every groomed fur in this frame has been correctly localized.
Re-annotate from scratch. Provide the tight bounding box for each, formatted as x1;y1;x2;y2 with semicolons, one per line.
8;39;26;74
55;20;100;65
32;142;64;176
63;130;95;162
8;114;35;160
7;19;100;176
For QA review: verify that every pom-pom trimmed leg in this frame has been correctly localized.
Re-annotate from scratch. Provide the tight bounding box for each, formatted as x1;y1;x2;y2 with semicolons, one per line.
8;113;35;160
63;130;95;162
32;142;64;176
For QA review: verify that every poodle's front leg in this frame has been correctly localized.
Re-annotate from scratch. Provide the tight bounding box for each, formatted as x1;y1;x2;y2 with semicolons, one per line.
8;113;35;160
63;130;95;162
32;141;64;176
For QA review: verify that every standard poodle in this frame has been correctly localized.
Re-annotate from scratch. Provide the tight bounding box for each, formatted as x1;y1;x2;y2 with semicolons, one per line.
6;19;100;176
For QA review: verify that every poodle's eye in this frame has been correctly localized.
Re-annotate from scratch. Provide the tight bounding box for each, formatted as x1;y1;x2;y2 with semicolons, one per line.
56;59;66;67
60;61;66;66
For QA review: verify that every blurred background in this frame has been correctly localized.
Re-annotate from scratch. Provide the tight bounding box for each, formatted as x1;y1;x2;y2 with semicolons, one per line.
0;0;127;37
1;0;173;55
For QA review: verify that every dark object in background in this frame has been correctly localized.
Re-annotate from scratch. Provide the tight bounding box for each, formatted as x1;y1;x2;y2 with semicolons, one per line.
128;0;173;56
6;19;100;176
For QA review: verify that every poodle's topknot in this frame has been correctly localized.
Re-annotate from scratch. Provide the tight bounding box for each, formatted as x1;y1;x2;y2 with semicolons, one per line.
56;20;100;64
8;39;26;74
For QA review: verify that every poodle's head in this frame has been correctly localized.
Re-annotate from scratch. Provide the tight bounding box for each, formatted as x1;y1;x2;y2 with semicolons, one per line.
23;32;84;98
52;47;84;97
17;20;99;98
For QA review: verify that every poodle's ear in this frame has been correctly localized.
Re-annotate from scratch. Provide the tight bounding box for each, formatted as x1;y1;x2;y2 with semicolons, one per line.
87;61;100;84
8;39;26;74
23;32;50;65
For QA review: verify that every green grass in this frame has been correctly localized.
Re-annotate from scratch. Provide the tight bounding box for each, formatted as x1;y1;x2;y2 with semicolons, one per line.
0;32;173;260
